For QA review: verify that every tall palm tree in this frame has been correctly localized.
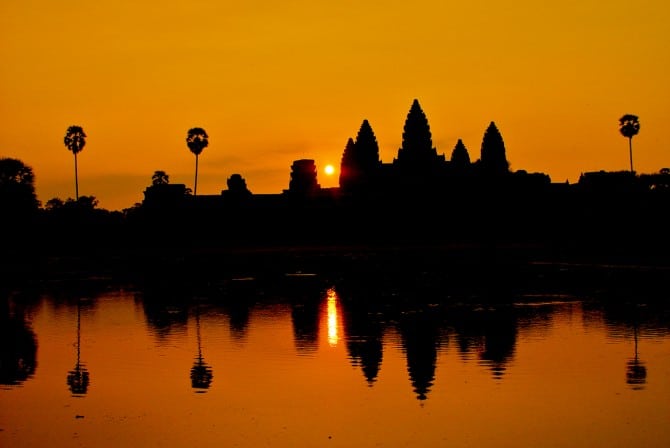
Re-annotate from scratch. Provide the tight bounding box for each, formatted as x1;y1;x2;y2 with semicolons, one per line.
186;128;209;196
619;114;640;172
63;126;87;200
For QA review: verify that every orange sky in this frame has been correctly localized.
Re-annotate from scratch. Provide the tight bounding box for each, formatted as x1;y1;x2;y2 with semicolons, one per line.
1;1;669;210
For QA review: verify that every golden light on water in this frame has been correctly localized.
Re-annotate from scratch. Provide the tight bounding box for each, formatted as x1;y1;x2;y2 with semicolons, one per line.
3;289;670;447
327;288;339;347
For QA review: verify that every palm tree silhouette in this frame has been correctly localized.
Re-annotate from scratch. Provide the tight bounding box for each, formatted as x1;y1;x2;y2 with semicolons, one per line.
619;114;640;172
186;128;209;196
190;305;213;392
626;322;647;390
151;170;170;186
63;126;87;200
67;299;90;396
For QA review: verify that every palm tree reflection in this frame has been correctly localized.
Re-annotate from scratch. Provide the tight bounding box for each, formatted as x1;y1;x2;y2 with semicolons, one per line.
67;299;90;396
626;322;647;390
190;305;213;392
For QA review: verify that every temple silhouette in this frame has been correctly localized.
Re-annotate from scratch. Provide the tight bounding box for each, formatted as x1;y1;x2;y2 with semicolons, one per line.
144;99;551;209
2;98;669;265
136;98;669;255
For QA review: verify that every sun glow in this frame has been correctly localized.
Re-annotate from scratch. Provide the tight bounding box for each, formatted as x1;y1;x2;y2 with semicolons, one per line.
324;164;335;176
326;288;339;347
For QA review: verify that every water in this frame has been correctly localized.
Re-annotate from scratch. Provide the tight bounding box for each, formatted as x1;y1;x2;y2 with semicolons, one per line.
2;270;670;447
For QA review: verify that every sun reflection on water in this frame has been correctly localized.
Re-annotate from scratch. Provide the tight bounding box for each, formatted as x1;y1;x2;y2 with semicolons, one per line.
327;288;339;347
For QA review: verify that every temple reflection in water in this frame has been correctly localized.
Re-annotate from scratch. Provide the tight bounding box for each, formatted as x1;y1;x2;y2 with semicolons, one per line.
5;275;669;403
2;272;670;448
132;274;668;401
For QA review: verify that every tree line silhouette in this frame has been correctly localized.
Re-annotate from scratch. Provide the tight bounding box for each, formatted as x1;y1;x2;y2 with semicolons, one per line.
0;100;667;265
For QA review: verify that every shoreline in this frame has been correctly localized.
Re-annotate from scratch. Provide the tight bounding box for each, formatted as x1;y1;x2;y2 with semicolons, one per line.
3;241;668;305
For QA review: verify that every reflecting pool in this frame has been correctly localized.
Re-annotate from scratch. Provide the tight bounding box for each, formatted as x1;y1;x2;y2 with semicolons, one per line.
2;269;670;447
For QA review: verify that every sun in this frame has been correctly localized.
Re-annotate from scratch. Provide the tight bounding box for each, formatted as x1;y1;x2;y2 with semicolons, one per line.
324;164;335;176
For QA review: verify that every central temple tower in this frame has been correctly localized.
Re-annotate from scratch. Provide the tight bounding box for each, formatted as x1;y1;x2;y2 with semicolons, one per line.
394;99;445;171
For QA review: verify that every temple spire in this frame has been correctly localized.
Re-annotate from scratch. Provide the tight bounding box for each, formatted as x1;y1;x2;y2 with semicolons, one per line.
480;121;509;173
395;99;442;170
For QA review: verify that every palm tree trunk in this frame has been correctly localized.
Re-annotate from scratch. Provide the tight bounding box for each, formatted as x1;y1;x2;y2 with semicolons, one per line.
74;152;79;200
194;154;199;196
76;299;82;366
629;137;634;173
